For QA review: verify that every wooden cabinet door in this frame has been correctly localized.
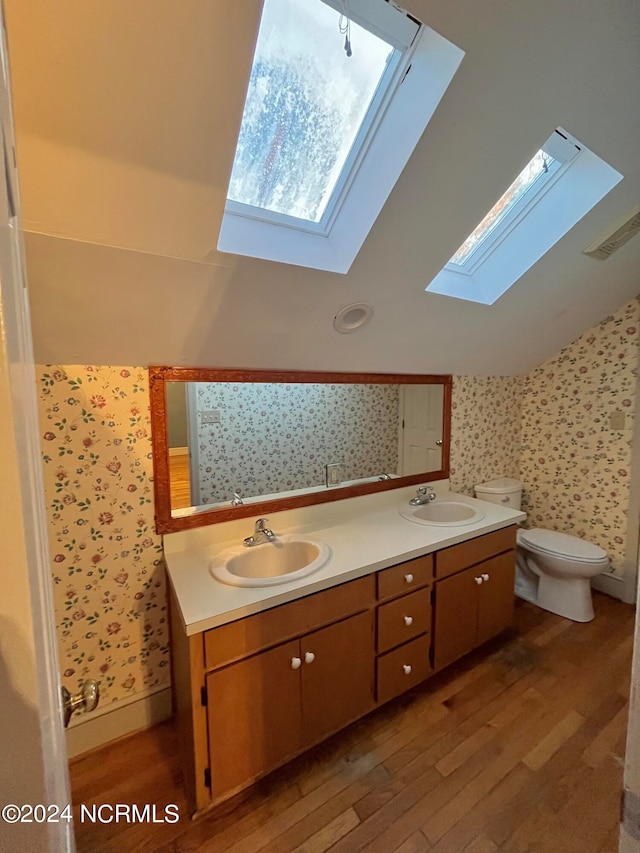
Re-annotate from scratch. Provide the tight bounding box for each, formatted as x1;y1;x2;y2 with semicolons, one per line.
433;567;479;670
477;552;515;646
206;639;302;800
300;611;374;747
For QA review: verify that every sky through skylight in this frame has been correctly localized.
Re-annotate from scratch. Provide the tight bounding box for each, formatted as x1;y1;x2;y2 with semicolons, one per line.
227;0;395;224
449;149;558;266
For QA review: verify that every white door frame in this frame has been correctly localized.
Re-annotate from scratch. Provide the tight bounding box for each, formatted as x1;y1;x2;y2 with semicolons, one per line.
186;381;201;505
0;8;72;850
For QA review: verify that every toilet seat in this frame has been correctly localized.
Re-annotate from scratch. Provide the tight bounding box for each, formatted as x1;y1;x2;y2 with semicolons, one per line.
517;528;608;564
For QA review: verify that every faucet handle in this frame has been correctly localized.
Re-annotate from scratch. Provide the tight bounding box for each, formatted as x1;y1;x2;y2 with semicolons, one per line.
256;517;268;530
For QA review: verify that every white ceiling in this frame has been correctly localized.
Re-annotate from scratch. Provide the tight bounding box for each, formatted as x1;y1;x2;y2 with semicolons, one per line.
6;0;640;374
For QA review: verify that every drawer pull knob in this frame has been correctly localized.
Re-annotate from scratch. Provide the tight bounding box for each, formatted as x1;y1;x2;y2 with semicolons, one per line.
475;576;483;585
404;573;414;584
501;496;510;503
403;664;412;675
482;573;490;582
291;657;302;670
304;651;315;665
404;616;413;626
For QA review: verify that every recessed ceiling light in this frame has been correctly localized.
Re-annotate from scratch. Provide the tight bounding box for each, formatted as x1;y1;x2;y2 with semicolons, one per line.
333;302;374;334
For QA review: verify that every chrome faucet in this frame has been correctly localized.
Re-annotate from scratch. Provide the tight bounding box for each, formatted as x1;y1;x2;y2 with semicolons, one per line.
409;485;437;506
243;518;276;547
231;491;244;506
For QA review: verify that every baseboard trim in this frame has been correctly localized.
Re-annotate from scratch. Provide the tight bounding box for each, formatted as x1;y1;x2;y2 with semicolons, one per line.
66;684;172;758
592;571;625;601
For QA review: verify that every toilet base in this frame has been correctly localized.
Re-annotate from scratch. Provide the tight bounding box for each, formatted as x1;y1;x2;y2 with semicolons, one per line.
514;586;538;606
536;574;594;622
516;543;599;623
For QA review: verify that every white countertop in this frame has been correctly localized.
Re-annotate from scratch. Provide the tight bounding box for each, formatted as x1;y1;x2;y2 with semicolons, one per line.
165;490;525;635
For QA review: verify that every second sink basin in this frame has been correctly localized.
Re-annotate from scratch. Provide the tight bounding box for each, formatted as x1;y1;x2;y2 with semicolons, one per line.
210;534;331;587
400;500;485;527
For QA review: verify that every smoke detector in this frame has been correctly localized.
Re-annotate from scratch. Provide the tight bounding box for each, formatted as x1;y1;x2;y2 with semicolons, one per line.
583;205;640;260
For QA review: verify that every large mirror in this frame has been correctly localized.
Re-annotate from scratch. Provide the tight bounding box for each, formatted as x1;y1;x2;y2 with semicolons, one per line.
149;367;452;533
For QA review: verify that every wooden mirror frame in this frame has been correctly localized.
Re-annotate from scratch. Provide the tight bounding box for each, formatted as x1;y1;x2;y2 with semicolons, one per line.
149;367;452;534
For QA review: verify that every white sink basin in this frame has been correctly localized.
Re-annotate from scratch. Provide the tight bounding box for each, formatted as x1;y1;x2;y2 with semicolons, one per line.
210;534;331;587
400;500;485;527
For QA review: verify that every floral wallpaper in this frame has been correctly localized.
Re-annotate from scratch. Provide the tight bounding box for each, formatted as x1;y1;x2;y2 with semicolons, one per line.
193;382;401;504
520;297;640;576
31;307;640;720
36;365;169;708
450;375;524;495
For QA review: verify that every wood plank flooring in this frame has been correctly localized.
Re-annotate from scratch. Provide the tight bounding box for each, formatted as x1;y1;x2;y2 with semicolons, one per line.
69;593;634;852
169;452;192;510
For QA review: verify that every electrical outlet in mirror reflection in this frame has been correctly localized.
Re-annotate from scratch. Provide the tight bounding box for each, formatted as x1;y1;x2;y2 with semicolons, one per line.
326;463;342;487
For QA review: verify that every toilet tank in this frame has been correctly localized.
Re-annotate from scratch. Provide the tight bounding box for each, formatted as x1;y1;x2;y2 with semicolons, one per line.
474;477;523;511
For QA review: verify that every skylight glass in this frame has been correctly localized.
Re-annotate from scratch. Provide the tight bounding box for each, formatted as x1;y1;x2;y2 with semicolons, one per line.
449;149;559;266
425;128;623;305
227;0;396;224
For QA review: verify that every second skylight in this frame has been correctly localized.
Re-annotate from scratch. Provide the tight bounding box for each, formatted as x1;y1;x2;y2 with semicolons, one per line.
449;149;560;267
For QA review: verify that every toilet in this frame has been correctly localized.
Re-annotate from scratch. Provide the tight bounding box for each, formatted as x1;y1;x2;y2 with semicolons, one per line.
474;478;609;623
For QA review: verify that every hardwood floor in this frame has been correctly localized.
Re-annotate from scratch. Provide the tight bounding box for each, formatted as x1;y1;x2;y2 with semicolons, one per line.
69;593;634;852
169;452;192;510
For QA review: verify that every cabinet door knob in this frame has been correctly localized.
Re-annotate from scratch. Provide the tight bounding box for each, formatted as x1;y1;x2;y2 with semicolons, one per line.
501;496;510;503
482;573;490;582
304;651;315;665
403;664;412;675
291;657;302;670
404;573;414;584
475;576;483;585
404;615;413;626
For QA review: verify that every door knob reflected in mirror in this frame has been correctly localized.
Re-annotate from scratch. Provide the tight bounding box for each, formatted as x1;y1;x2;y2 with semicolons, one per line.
436;439;443;446
61;679;99;728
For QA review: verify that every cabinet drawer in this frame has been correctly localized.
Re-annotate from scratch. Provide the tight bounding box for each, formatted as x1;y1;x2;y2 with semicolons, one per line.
435;527;516;580
377;587;431;654
204;574;375;670
377;554;433;602
376;634;432;705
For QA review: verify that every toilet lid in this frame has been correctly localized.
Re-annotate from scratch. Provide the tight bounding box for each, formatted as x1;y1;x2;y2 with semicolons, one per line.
518;528;608;563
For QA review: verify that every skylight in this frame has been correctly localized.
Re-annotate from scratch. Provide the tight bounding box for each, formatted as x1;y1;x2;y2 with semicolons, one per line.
449;149;559;267
227;0;397;225
218;0;465;273
426;128;623;305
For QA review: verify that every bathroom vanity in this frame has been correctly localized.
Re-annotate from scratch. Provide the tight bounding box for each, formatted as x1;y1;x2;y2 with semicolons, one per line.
151;365;523;815
167;516;519;814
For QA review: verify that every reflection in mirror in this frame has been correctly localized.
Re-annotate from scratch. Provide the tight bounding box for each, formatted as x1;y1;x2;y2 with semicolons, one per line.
167;382;445;515
149;368;451;533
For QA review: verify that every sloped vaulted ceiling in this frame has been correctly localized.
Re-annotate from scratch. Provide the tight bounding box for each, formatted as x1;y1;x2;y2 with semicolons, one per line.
5;0;640;374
